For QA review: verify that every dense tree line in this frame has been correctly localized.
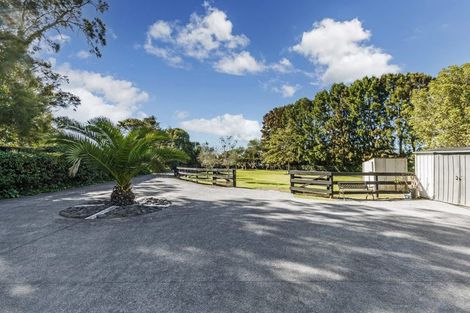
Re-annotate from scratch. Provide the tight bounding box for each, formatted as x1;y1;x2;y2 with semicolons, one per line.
261;73;432;170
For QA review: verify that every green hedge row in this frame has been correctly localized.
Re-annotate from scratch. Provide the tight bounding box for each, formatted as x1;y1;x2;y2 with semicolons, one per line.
0;150;111;199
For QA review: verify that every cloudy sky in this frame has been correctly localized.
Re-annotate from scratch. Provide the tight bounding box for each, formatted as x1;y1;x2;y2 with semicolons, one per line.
50;0;470;144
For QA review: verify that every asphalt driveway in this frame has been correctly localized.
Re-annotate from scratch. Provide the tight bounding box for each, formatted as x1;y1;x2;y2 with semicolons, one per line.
1;175;469;312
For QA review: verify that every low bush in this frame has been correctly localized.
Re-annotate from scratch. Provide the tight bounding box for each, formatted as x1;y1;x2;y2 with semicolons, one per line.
0;150;111;199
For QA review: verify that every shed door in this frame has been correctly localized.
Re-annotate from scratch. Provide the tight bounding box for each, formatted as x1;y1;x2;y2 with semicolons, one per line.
436;154;461;205
451;155;461;205
460;154;470;206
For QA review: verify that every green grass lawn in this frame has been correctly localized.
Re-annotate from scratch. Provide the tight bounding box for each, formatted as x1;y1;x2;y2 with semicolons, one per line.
237;169;291;192
237;169;362;192
237;169;403;200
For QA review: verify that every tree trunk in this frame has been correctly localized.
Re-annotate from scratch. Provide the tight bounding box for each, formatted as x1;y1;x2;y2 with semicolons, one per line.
398;136;403;156
110;185;135;205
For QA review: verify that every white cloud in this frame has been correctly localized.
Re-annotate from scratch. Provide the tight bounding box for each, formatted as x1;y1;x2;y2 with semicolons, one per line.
144;2;255;73
144;2;249;60
214;51;265;75
273;84;301;98
54;64;149;123
180;114;261;141
271;58;294;73
292;18;400;83
175;2;249;59
76;50;90;59
148;21;173;41
174;110;189;119
33;34;71;55
143;43;184;67
49;34;71;44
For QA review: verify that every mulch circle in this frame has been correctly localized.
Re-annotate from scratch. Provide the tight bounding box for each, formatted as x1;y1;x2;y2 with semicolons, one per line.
59;197;171;219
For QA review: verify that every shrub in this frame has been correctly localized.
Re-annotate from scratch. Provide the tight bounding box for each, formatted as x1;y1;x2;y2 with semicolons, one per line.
0;150;111;199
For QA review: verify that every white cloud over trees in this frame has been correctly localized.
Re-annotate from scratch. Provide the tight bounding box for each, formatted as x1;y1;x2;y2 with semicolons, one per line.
293;18;400;83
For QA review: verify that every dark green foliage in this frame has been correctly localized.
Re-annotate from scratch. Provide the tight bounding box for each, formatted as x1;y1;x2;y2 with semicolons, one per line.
165;127;200;166
261;73;432;170
0;0;108;145
118;116;160;131
0;150;110;199
411;63;470;148
55;117;187;204
237;139;262;169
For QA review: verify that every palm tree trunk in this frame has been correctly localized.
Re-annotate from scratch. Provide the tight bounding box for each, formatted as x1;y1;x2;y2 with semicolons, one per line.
110;184;135;205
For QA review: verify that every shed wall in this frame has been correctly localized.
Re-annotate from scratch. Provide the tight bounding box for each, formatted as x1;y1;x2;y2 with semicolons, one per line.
461;154;470;206
415;152;470;206
362;158;408;191
415;154;434;199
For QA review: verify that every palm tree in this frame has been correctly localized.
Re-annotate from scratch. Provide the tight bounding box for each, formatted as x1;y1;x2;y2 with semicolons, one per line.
55;117;187;205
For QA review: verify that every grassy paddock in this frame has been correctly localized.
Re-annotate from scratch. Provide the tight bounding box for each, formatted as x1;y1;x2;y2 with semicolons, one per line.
236;169;404;200
237;170;291;192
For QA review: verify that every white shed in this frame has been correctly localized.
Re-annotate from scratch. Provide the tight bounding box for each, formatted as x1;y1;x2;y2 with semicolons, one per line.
362;158;408;191
415;148;470;206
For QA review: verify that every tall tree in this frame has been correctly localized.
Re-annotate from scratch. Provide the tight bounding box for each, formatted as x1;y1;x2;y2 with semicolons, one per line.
1;0;108;63
346;76;393;162
118;116;160;131
383;73;432;154
219;136;238;168
411;63;470;148
261;105;291;145
240;139;262;169
262;122;300;170
323;83;360;168
197;143;218;168
165;128;199;165
0;0;108;145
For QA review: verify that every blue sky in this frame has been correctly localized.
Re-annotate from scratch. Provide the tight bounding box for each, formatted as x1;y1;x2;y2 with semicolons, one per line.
50;0;470;145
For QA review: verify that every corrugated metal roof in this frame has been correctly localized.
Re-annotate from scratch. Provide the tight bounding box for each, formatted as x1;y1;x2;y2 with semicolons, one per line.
414;147;470;154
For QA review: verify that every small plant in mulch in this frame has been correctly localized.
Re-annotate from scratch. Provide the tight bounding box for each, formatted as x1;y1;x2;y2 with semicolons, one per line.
59;197;171;219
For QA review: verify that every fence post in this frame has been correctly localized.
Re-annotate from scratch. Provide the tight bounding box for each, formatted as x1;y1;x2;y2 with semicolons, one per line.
232;169;236;187
290;172;295;194
329;173;334;198
375;174;379;198
212;169;216;186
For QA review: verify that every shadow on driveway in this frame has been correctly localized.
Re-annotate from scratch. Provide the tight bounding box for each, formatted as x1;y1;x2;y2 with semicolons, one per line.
0;176;469;312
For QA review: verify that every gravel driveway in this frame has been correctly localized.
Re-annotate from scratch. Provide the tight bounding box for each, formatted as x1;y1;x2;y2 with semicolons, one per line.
1;175;469;312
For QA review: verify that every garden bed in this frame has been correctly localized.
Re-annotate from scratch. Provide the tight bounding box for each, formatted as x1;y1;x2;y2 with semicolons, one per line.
59;197;171;219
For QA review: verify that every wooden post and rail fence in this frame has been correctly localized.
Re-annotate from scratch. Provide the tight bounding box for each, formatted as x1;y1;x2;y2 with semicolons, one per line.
289;170;416;198
174;167;416;198
175;167;236;187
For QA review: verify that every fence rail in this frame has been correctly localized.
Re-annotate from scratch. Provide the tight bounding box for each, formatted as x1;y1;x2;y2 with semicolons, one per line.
175;167;236;187
289;170;415;198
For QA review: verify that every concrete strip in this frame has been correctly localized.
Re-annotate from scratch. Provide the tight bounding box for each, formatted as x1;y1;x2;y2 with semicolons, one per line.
85;205;118;219
72;204;102;208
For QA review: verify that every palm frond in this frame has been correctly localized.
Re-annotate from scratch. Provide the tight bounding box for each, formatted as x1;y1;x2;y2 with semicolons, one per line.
55;117;187;189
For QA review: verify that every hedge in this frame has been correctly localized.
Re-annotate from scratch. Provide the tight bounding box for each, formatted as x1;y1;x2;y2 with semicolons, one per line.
0;150;111;199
